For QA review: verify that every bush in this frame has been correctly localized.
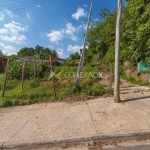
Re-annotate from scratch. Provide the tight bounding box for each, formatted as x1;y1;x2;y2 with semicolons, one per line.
8;60;51;80
88;84;105;96
29;78;40;88
6;80;20;90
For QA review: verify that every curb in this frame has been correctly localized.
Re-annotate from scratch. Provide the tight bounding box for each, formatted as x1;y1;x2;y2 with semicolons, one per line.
1;132;150;149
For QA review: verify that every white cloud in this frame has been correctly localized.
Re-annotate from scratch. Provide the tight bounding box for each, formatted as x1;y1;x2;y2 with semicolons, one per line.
57;48;66;58
77;23;87;32
46;22;87;43
0;12;4;20
46;30;64;44
0;9;13;21
71;35;78;41
0;28;9;34
67;45;82;53
1;34;27;44
0;21;28;44
83;4;88;7
48;45;54;49
72;7;87;20
93;18;98;21
0;43;16;55
4;21;28;35
65;23;78;41
4;9;13;17
26;12;30;19
66;23;76;32
37;4;41;8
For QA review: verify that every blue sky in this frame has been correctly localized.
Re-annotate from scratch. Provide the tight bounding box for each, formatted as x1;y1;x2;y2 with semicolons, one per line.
0;0;119;58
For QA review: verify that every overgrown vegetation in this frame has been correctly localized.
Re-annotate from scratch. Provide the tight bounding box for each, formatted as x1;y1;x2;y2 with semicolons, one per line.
0;61;106;108
87;0;150;65
1;0;150;107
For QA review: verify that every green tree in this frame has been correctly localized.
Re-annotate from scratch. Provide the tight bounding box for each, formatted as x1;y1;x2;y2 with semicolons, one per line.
0;50;7;61
17;47;34;56
87;8;117;64
69;52;80;60
122;0;150;63
17;45;58;60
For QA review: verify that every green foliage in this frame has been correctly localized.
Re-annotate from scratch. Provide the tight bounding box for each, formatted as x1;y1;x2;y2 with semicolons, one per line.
58;66;78;79
17;45;58;59
65;60;79;66
88;84;105;96
103;44;115;64
0;50;7;61
8;60;23;80
28;78;40;88
86;1;150;65
122;0;150;63
0;73;3;89
87;8;117;64
8;59;50;80
69;52;80;60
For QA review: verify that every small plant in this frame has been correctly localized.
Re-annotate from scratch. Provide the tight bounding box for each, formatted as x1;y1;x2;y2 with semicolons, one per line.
88;84;105;96
29;78;40;88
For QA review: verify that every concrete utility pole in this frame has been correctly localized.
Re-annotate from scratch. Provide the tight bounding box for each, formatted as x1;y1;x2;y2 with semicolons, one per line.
114;0;122;103
75;3;94;87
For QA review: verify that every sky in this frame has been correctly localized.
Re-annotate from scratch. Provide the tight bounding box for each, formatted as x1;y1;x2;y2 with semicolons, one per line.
0;0;119;58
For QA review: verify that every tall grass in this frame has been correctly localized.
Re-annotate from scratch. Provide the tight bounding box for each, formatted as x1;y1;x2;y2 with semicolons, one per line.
0;63;107;108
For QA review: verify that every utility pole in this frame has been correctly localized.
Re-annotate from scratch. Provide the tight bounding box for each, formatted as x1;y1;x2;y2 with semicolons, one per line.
75;3;94;87
114;0;122;103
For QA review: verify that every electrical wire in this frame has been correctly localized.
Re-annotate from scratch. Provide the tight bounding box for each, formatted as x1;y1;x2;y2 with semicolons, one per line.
0;0;52;9
0;0;49;8
0;0;54;11
0;0;16;2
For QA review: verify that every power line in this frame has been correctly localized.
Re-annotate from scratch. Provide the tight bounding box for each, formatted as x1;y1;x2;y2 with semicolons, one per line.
0;0;47;8
0;0;52;9
0;0;54;12
0;0;16;2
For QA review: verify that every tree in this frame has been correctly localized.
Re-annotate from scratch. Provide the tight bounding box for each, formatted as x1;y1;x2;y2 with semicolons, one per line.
69;52;80;60
0;50;7;61
0;50;3;57
87;0;150;65
87;8;117;64
122;0;150;64
17;45;58;60
17;47;34;56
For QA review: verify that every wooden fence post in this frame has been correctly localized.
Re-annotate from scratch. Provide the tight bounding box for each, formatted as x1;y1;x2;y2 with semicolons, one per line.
2;61;4;74
109;62;113;90
2;58;10;97
50;55;56;98
33;57;36;79
41;59;43;77
21;60;26;91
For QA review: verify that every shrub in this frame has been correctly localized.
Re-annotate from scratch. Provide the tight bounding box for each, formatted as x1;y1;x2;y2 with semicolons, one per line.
88;84;105;96
29;78;40;88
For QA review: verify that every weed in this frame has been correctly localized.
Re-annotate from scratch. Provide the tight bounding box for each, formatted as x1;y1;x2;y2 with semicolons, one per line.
88;84;105;96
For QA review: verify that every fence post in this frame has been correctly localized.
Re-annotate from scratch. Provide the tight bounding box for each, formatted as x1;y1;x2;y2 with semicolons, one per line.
109;62;113;90
2;58;10;97
21;60;26;91
33;57;36;79
2;61;5;74
50;55;56;98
